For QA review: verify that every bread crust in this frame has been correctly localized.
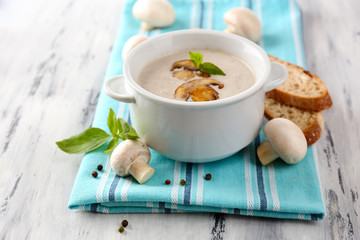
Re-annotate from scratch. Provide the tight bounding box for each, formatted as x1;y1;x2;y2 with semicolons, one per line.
302;112;324;146
264;97;324;146
267;55;333;111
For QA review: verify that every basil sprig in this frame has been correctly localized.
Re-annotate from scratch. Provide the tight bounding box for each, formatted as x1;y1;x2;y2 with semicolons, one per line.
189;52;226;76
56;108;139;154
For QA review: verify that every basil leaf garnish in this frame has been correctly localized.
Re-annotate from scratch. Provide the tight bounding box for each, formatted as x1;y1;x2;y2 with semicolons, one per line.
56;128;111;154
189;52;226;76
200;62;226;76
56;108;140;154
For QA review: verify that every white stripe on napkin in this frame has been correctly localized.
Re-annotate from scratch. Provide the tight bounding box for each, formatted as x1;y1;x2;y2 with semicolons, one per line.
221;208;228;214
255;0;264;48
171;161;181;209
120;176;133;201
206;0;213;30
246;210;253;216
96;155;112;203
268;164;280;211
102;207;109;213
146;201;158;213
190;0;197;28
196;163;204;205
244;146;254;210
289;0;303;66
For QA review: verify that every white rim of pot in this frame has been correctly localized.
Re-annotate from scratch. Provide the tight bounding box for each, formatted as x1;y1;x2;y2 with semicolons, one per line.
123;29;270;109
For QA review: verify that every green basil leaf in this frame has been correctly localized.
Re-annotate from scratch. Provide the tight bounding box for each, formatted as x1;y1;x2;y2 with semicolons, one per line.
107;108;118;136
56;128;111;154
119;118;130;135
118;118;139;140
118;133;125;140
200;62;226;76
189;52;203;67
126;127;139;140
117;118;123;136
104;137;119;153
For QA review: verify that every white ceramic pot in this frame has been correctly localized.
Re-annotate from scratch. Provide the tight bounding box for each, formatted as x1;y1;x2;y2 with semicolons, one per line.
105;29;287;162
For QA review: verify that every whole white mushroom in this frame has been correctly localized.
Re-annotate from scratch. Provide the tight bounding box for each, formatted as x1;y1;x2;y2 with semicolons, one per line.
122;34;149;60
133;0;176;31
257;118;307;165
110;139;154;184
223;7;262;42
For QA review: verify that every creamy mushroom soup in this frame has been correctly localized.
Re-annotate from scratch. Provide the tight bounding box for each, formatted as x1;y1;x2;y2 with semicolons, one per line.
136;49;256;102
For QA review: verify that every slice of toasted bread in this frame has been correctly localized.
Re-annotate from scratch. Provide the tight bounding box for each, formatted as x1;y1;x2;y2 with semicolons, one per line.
264;97;325;146
267;55;332;111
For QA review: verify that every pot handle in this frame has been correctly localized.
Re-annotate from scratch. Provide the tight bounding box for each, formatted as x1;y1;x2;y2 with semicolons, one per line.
104;75;136;103
263;62;288;92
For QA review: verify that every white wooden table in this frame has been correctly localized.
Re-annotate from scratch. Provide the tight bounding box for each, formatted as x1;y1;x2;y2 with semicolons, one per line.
1;0;359;239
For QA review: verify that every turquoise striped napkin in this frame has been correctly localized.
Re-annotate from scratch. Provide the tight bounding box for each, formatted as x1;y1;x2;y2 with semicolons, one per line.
68;0;325;220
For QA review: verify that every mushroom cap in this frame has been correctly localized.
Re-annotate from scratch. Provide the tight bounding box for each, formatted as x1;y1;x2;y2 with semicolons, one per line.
263;118;307;164
132;0;175;28
110;139;151;176
122;34;149;60
223;7;262;42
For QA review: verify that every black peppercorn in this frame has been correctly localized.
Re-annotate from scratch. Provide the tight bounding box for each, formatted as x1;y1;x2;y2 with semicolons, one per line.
97;164;103;171
205;173;212;180
165;180;171;185
92;171;98;178
122;220;128;227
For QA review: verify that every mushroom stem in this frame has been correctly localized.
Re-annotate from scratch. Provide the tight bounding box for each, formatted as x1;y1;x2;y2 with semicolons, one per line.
257;140;279;165
141;22;155;31
129;160;155;184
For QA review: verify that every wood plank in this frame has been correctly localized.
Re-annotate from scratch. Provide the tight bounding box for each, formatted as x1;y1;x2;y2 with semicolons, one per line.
0;0;359;239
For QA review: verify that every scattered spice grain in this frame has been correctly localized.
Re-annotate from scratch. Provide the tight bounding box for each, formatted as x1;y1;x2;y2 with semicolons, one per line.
180;179;186;186
92;171;98;178
165;180;171;185
118;226;125;233
205;173;212;180
122;220;129;228
97;164;103;171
